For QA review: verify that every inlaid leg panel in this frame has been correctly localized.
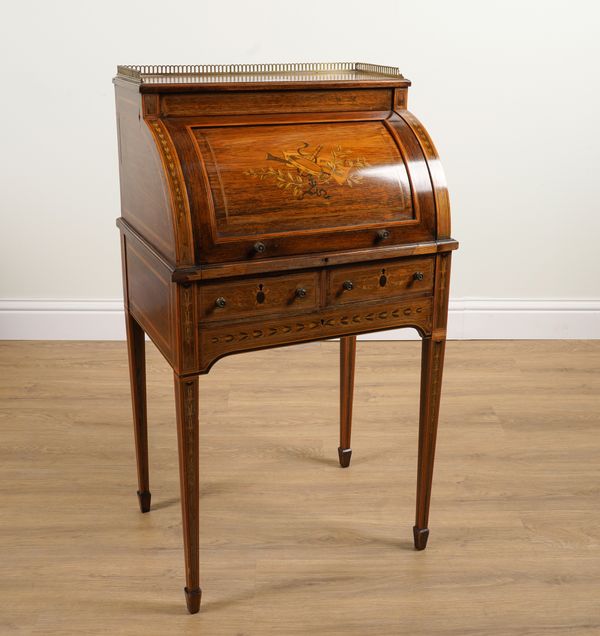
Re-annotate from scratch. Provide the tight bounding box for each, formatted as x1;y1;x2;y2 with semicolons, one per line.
174;373;201;614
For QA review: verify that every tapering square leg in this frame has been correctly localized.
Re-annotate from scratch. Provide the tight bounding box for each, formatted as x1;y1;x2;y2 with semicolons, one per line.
174;373;201;614
339;335;356;468
414;336;446;550
125;312;151;513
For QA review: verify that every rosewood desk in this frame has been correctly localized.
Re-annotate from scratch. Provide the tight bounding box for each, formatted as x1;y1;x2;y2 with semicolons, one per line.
114;62;458;614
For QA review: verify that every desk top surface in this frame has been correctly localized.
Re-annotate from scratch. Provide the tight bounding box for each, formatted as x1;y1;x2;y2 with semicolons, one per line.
115;63;411;90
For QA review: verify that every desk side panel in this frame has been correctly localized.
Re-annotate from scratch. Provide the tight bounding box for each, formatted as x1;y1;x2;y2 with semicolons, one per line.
115;83;177;263
122;230;177;367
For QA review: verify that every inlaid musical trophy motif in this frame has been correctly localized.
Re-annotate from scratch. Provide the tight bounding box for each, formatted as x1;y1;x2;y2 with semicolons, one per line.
245;142;370;201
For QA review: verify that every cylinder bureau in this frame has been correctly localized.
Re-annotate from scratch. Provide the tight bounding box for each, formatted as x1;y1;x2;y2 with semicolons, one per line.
113;62;458;614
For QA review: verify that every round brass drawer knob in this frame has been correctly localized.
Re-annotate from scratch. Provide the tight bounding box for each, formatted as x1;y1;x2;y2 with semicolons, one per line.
343;280;354;291
215;297;227;308
295;287;307;298
413;272;424;281
376;229;390;241
253;241;266;254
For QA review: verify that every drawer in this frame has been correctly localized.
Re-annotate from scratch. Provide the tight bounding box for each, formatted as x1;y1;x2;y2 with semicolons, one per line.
198;271;319;322
327;257;434;306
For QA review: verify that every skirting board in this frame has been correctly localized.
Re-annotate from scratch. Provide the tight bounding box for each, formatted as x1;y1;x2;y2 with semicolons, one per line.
0;299;599;341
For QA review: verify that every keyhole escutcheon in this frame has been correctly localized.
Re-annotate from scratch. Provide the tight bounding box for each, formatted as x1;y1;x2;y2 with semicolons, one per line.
379;268;388;287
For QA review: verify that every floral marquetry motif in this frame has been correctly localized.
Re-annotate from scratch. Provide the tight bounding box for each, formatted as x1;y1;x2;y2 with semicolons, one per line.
244;142;370;202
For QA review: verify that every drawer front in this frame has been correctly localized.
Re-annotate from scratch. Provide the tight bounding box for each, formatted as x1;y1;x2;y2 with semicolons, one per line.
198;271;319;322
327;257;434;306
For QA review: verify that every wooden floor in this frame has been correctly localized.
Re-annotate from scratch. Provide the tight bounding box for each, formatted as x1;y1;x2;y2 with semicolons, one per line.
1;340;599;635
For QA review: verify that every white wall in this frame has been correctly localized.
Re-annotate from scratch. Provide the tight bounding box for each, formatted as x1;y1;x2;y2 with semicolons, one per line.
1;0;599;338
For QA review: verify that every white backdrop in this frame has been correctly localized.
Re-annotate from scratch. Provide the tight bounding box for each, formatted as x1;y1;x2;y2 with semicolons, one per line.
1;0;599;339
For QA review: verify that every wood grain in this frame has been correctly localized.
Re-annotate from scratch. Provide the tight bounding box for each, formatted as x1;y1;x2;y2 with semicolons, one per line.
115;84;176;263
192;120;414;238
198;270;319;322
161;89;394;117
114;66;457;615
125;312;150;513
338;336;356;467
326;255;434;306
1;340;599;634
124;235;175;365
173;373;201;613
197;296;433;372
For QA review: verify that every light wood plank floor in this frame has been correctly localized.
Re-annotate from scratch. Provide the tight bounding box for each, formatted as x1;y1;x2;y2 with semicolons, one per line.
1;340;599;635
